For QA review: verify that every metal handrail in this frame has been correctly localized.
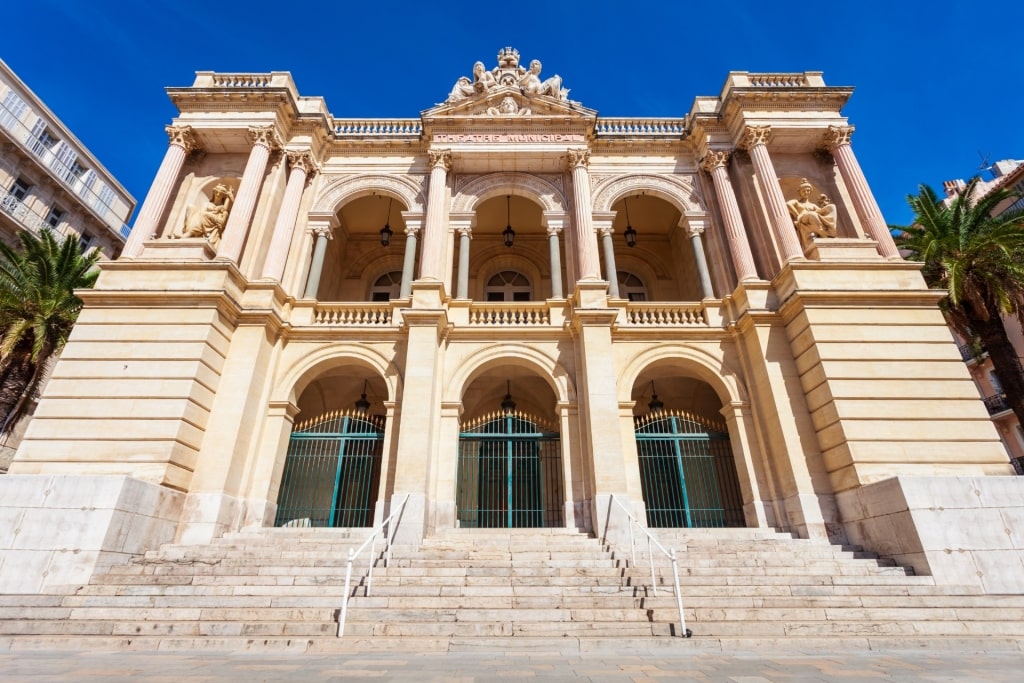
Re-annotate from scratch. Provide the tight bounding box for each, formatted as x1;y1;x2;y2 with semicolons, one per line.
607;495;690;638
337;493;410;638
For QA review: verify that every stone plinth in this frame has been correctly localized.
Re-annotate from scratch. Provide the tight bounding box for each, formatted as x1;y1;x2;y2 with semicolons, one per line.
139;238;217;260
804;237;883;261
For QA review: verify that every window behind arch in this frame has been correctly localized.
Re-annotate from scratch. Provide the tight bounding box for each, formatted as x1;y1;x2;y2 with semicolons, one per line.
371;271;402;301
618;271;648;301
486;271;531;301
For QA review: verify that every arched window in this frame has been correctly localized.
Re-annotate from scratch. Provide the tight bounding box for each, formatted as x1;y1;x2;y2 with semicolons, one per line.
370;271;402;301
618;271;648;301
486;271;531;301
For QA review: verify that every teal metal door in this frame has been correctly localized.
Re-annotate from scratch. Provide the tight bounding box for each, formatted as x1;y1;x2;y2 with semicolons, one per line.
274;410;384;528
457;411;563;528
635;411;744;528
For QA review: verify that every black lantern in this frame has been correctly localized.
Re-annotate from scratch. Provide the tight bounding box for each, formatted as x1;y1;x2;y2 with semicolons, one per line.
623;197;637;248
354;379;371;412
647;381;664;413
502;195;515;247
501;380;516;413
379;197;393;247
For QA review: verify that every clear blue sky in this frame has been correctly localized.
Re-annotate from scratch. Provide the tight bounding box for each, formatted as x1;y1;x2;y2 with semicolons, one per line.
3;1;1022;227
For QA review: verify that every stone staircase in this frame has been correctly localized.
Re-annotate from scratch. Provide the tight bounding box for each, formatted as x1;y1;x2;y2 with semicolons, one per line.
1;525;1023;652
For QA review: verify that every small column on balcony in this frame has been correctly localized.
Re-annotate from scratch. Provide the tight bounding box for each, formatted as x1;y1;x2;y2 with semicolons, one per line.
455;225;472;300
822;125;900;259
302;219;336;299
399;213;422;299
543;212;567;299
741;125;804;262
592;213;620;298
218;125;281;264
682;212;715;299
419;149;452;283
700;150;759;281
261;149;319;282
124;125;197;257
567;149;602;282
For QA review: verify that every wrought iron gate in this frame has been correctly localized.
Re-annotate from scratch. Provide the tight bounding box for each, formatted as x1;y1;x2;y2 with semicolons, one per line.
274;410;384;528
635;410;744;528
457;410;563;528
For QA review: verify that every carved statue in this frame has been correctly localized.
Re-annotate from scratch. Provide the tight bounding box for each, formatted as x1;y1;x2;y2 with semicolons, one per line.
519;59;566;100
787;179;837;243
487;96;531;116
177;184;234;246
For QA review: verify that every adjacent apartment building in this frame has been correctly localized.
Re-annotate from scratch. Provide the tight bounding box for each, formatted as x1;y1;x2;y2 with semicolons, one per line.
0;58;136;469
943;159;1024;473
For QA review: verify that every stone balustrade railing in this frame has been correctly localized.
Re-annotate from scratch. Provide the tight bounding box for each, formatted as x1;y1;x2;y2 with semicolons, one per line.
333;119;423;137
210;73;273;88
468;302;552;326
623;302;707;326
748;73;811;88
595;118;687;137
313;303;394;326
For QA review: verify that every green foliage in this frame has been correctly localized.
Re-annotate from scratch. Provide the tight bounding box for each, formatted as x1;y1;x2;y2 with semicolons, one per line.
0;229;100;434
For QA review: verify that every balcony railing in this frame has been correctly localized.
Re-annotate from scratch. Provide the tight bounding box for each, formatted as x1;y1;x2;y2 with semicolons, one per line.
623;302;708;326
467;302;552;326
594;118;687;138
0;101;130;240
313;303;394;326
0;188;55;236
982;394;1010;415
333;119;422;138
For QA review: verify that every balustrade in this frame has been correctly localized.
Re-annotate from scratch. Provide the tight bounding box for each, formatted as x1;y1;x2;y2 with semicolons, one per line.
594;118;687;137
623;302;707;326
210;73;272;88
313;303;394;326
748;73;809;87
333;119;422;137
468;302;551;326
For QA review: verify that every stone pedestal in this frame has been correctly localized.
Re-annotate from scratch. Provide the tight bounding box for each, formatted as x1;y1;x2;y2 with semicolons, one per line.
804;237;882;261
139;238;217;260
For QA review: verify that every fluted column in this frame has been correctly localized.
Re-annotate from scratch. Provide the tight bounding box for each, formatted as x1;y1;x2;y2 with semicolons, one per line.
567;149;602;281
261;150;318;281
823;125;900;259
547;226;564;299
456;227;472;299
302;223;333;299
123;125;197;257
742;126;804;262
419;149;451;281
218;125;281;264
399;227;420;299
683;214;715;299
700;150;759;281
598;227;620;298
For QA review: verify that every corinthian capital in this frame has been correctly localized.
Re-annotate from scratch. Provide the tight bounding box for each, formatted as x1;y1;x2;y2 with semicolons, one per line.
428;149;452;172
566;148;590;170
165;125;198;152
286;149;320;177
741;125;772;149
309;223;334;239
248;125;282;150
700;150;731;173
821;125;855;151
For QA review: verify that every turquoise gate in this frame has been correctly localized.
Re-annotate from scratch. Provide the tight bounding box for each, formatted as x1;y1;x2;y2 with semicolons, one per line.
457;410;563;528
274;410;384;528
635;410;744;528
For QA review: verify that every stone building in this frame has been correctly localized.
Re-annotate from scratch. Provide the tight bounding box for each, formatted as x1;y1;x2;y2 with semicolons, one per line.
0;58;136;470
2;50;1023;597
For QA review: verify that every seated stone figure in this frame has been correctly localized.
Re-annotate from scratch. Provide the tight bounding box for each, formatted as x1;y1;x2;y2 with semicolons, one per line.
177;184;234;246
787;179;837;243
519;59;565;99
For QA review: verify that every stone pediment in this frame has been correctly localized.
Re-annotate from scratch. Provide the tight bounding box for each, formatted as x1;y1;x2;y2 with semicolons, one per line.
422;47;596;121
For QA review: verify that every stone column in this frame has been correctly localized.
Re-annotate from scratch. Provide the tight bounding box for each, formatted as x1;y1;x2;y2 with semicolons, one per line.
742;126;804;262
261;150;318;281
123;125;197;257
302;223;333;299
399;227;420;299
683;214;715;299
547;227;564;299
419;149;451;282
218;125;281;264
700;150;759;281
567;149;602;281
455;227;472;299
823;125;900;259
598;227;620;298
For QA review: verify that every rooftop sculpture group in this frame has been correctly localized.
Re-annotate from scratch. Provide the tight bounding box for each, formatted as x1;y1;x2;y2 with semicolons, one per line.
446;48;568;106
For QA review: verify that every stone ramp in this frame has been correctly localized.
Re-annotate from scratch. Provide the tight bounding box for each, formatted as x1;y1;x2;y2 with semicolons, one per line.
0;526;1023;650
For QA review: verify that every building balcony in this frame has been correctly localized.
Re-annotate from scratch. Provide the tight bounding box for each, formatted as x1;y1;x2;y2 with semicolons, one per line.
0;187;55;236
982;393;1010;416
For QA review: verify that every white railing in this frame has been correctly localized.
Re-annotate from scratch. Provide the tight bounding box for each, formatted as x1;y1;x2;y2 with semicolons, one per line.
337;493;410;638
468;302;551;326
0;188;51;235
607;495;690;638
333;119;422;137
313;303;394;326
624;302;707;326
595;117;687;137
0;101;131;239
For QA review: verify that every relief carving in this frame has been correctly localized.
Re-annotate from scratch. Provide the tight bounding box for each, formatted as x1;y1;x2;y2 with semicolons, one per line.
444;47;569;108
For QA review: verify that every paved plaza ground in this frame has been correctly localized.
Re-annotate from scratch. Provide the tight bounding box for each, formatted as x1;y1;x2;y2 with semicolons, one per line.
1;645;1023;682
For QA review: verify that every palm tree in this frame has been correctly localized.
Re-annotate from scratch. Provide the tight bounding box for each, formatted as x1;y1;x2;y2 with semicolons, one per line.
895;177;1024;430
0;229;100;435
